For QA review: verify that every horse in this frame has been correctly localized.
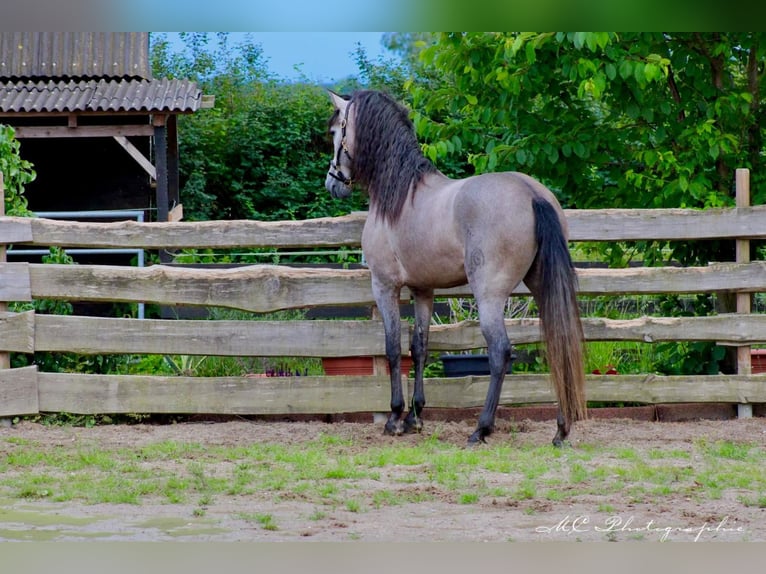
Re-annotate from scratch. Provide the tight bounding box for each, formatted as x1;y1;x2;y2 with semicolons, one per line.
325;89;586;446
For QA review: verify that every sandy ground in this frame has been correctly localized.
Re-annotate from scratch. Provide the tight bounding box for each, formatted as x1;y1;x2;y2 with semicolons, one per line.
1;415;765;542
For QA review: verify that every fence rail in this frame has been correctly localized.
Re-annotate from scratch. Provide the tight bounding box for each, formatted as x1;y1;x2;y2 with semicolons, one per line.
1;169;764;418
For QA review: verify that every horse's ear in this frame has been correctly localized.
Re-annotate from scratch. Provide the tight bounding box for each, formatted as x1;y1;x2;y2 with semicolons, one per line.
327;90;348;112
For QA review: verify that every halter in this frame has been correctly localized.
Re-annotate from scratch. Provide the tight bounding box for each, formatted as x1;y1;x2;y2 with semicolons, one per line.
328;100;353;186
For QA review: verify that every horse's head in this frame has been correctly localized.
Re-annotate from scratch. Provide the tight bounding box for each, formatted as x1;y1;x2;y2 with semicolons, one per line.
325;90;355;199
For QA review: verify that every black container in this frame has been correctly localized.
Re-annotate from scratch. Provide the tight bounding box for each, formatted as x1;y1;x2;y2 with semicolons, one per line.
439;353;514;377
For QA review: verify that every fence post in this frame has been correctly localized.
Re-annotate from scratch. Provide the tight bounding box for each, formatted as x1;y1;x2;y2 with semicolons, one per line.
0;172;11;427
735;168;753;419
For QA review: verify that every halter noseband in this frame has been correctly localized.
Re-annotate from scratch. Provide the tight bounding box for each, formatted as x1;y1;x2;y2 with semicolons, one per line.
328;101;353;186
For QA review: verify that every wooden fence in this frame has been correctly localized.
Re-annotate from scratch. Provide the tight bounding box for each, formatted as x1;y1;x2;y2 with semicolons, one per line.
1;168;766;419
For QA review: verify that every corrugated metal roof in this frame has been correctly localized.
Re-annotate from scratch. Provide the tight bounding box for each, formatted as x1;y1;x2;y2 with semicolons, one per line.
0;78;203;114
0;32;151;80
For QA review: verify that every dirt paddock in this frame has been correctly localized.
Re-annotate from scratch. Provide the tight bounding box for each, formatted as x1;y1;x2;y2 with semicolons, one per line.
1;406;765;543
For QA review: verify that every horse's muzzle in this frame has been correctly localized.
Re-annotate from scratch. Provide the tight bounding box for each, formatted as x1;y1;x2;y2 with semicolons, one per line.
325;173;352;199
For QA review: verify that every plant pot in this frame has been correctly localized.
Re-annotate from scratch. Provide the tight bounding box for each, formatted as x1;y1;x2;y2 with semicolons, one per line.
440;353;514;377
322;356;413;376
752;349;766;374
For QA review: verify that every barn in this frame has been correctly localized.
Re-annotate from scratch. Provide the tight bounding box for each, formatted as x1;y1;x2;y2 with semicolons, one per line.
0;32;212;223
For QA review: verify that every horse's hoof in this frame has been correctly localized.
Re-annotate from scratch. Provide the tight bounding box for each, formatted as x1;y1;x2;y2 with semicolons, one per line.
384;420;405;436
467;431;487;446
401;413;423;434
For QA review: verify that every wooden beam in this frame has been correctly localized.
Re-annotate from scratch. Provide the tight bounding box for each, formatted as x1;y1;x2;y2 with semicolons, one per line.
435;262;766;298
34;315;410;357
154;124;168;224
0;173;7;378
0;311;35;353
0;367;39;417
6;213;367;249
0;262;32;301
422;373;766;408
428;314;766;351
735;169;752;394
12;125;155;138
0;216;33;244
10;261;766;312
167;114;180;209
37;373;394;415
22;263;387;312
112;136;157;180
32;371;766;416
565;205;766;241
5;205;766;251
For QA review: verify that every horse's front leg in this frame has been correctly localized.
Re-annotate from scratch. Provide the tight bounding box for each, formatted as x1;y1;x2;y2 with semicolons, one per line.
372;279;405;435
402;289;434;434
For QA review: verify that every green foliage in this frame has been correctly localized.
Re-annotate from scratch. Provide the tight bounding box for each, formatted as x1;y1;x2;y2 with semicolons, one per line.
150;33;368;222
652;295;726;375
410;32;765;266
0;124;35;216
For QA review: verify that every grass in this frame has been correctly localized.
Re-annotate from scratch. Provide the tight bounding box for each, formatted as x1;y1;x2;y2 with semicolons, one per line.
1;433;765;517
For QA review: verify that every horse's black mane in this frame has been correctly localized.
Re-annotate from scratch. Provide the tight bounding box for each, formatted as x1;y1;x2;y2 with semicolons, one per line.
348;90;437;224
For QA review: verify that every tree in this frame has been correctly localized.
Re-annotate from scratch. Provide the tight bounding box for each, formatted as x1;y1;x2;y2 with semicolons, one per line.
150;33;367;222
410;32;765;265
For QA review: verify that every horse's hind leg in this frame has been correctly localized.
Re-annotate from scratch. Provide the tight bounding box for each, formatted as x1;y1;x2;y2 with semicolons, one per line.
553;409;570;447
402;289;433;433
468;296;512;444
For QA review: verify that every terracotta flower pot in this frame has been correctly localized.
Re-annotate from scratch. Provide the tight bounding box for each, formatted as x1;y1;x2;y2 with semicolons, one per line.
752;349;766;374
322;356;413;376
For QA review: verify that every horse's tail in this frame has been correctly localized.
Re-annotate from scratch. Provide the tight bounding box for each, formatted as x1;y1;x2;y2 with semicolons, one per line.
532;196;587;426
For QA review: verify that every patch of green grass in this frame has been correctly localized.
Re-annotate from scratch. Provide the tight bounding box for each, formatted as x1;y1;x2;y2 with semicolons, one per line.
513;479;537;501
700;440;760;462
570;462;589;483
1;427;765;521
309;509;327;521
239;512;279;531
344;499;361;513
458;493;479;504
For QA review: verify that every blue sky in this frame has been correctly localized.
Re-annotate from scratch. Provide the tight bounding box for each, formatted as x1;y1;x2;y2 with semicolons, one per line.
165;32;394;83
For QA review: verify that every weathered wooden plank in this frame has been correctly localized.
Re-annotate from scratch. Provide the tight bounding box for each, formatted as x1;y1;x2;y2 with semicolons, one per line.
429;314;766;350
18;262;766;311
0;311;35;353
12;125;156;138
0;366;39;417
436;262;766;298
34;315;410;357
565;205;766;241
26;263;392;312
422;373;766;408
0;217;33;244
0;262;32;301
37;373;396;415
30;312;766;357
3;212;368;249
4;206;766;250
33;371;766;415
581;314;766;345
